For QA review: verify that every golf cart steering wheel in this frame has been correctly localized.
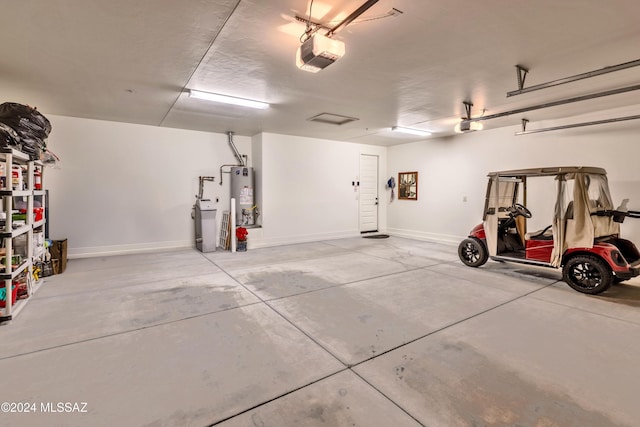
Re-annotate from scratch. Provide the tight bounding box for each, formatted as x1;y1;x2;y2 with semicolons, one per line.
510;203;532;219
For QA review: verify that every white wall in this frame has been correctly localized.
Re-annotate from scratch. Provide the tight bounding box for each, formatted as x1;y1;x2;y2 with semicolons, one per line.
42;112;640;257
252;133;387;247
45;115;251;257
44;117;388;256
387;119;640;245
50;109;640;258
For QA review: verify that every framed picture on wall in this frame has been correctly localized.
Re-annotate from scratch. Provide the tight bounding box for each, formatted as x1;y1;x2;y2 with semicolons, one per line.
398;172;418;200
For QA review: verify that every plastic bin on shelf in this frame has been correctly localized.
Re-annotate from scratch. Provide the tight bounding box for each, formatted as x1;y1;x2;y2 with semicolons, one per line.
0;284;17;308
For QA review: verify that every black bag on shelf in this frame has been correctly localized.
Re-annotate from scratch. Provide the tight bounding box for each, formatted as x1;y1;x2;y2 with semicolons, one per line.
0;102;51;139
0;102;51;159
16;137;41;159
0;123;19;148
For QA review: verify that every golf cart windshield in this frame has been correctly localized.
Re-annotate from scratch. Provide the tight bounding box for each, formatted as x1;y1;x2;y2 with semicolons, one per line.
483;167;619;267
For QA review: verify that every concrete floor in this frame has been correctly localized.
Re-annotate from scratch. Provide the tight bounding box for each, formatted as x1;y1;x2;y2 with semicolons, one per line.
1;236;639;426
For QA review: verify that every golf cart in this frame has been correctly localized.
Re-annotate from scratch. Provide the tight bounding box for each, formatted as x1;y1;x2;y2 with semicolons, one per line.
458;166;640;294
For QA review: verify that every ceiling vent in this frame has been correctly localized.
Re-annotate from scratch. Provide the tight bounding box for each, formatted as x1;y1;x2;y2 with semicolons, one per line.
307;113;359;125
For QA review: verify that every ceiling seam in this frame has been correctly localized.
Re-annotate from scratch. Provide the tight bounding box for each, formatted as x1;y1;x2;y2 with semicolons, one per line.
158;0;243;127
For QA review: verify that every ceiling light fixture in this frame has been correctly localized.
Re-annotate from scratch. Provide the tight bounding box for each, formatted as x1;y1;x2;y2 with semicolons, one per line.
188;90;270;109
391;126;432;136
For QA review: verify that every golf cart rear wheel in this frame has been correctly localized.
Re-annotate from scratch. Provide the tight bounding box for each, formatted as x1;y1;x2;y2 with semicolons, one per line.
458;238;488;267
562;255;612;294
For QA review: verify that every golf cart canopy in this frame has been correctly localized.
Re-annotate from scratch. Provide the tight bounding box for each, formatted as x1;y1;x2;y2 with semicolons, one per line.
483;166;619;267
487;166;607;178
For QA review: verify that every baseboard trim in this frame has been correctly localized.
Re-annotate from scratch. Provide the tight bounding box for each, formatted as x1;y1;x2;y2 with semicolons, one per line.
66;229;457;258
67;230;366;258
386;228;462;246
249;230;362;249
68;240;193;259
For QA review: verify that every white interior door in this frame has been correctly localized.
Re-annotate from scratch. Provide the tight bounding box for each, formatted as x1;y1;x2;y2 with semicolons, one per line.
359;154;379;233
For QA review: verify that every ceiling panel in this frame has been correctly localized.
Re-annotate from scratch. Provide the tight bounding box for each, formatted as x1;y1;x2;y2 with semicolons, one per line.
0;0;239;125
1;0;639;145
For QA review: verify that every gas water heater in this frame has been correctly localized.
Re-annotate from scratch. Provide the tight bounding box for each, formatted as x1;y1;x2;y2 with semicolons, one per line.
230;166;255;226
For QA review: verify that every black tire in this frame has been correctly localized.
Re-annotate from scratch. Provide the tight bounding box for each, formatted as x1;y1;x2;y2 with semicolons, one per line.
562;255;612;294
458;238;488;267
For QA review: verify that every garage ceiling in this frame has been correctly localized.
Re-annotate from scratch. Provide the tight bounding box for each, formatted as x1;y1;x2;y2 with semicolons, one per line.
1;0;639;146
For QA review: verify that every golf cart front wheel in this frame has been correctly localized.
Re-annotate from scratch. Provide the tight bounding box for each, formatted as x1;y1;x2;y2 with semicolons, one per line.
458;238;488;267
562;255;612;294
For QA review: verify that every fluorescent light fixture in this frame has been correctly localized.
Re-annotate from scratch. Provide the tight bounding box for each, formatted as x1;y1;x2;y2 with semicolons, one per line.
391;126;432;136
189;90;269;109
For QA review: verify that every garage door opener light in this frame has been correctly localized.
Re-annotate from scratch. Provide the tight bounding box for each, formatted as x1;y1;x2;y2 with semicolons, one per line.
296;0;380;73
455;101;483;133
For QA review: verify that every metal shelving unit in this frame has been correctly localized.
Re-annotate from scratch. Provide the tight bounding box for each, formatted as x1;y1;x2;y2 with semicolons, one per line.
0;148;47;322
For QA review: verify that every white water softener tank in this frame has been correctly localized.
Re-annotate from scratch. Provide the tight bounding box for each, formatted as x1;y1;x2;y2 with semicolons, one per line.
230;166;255;226
194;199;217;252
